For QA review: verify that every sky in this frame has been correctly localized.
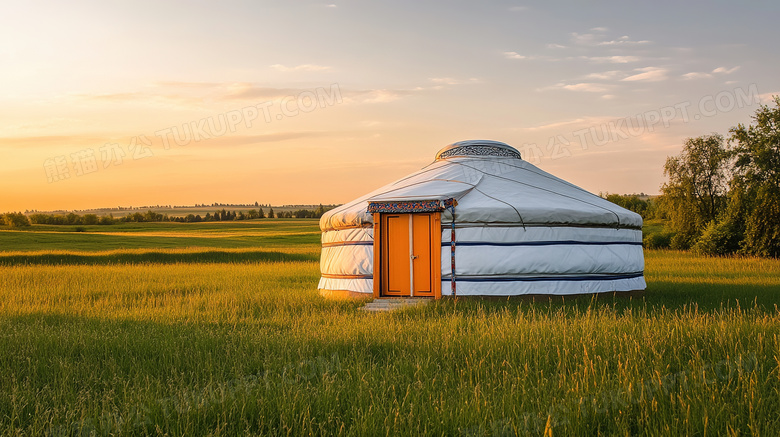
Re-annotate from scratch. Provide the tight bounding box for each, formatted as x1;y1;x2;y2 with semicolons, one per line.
2;0;779;212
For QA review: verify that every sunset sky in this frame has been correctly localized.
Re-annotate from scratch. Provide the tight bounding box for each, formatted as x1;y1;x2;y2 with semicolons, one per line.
2;1;779;212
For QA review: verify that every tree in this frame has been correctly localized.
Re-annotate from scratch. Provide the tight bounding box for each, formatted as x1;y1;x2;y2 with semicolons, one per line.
82;214;99;225
257;207;265;219
99;214;115;225
28;213;50;224
727;96;780;257
66;212;81;225
658;134;730;248
267;208;275;219
293;209;313;218
601;194;652;218
2;212;30;227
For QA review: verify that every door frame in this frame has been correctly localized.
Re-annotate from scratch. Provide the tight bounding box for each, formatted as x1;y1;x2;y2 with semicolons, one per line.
373;212;442;299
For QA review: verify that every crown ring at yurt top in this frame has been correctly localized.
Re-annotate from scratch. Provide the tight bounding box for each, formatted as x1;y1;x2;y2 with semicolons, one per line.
435;140;522;161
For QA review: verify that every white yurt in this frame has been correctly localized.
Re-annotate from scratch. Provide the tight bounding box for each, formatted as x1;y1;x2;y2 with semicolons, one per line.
318;140;645;299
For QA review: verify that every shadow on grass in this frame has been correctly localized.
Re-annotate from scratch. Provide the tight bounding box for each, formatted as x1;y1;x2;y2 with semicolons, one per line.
0;250;318;266
403;281;780;318
642;280;780;312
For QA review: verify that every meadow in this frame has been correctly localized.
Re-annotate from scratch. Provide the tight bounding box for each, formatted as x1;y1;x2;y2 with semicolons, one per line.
0;220;778;436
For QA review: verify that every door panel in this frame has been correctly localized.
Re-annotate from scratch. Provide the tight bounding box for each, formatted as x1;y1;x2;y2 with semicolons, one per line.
412;214;433;295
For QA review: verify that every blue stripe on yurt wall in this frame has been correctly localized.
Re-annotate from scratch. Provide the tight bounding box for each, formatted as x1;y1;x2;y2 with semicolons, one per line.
441;241;642;247
441;272;644;282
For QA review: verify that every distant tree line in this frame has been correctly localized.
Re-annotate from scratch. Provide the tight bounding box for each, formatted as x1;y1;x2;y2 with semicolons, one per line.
647;97;780;257
599;193;657;219
2;204;337;227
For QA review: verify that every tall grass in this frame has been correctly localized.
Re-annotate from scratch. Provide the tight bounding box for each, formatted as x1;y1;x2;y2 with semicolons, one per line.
0;224;778;435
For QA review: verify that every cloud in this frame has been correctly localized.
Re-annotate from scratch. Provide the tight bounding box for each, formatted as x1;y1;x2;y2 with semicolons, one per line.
681;67;740;80
546;43;566;49
218;84;319;101
542;82;609;93
224;84;420;104
74;80;425;109
602;94;616;100
584;70;623;80
188;132;330;147
429;77;481;85
503;51;527;60
0;135;114;148
154;81;222;89
562;83;609;92
586;55;641;64
712;66;740;74
341;89;417;104
511;116;615;131
572;32;650;47
598;36;651;46
682;72;713;80
325;4;337;7
76;82;310;106
571;33;600;46
621;67;668;82
270;64;331;72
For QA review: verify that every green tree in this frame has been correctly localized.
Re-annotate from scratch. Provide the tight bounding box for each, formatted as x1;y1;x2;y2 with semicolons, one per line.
267;208;275;219
28;213;50;224
2;212;31;227
144;210;160;222
727;96;780;257
82;214;99;225
257;207;265;219
99;214;115;225
659;134;730;248
602;194;650;218
66;212;81;225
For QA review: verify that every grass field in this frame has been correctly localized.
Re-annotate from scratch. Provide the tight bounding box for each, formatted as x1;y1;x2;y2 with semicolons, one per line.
0;221;778;435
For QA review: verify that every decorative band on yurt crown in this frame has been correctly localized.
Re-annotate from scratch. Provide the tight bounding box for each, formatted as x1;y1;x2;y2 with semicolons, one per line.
435;140;522;161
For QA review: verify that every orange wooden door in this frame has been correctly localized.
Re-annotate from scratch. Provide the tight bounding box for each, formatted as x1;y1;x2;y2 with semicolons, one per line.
380;213;435;297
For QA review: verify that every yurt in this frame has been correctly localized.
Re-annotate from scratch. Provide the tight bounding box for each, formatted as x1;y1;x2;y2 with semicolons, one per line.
318;140;645;299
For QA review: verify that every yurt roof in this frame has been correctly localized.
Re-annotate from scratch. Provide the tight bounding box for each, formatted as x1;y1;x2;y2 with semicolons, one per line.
320;140;641;232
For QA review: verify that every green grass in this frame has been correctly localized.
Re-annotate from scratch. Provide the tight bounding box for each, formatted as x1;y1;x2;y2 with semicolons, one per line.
0;219;321;252
642;218;666;238
0;222;778;435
